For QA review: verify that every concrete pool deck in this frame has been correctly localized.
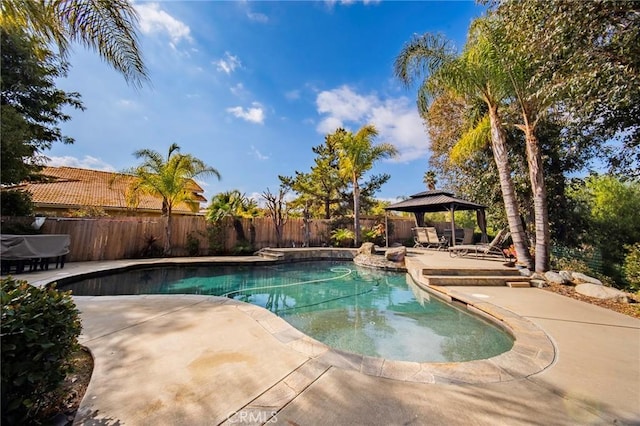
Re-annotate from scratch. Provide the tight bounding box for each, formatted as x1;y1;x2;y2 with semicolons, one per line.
8;251;640;425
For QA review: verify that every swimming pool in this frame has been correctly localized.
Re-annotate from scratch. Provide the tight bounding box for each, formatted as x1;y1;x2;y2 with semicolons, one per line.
60;261;513;362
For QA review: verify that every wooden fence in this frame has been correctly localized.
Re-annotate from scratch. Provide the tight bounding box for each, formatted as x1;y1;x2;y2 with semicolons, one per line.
1;216;416;262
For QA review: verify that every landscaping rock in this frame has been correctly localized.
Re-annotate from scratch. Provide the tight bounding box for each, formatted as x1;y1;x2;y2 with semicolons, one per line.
385;246;406;262
575;284;629;303
353;253;406;271
358;242;376;255
559;270;573;284
531;272;546;281
572;272;603;286
544;271;567;285
530;279;548;288
519;268;532;277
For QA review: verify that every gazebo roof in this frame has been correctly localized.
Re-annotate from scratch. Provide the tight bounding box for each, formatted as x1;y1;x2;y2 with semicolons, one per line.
385;190;485;213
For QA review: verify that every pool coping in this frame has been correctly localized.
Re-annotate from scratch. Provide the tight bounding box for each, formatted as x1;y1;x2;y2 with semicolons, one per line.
41;253;556;385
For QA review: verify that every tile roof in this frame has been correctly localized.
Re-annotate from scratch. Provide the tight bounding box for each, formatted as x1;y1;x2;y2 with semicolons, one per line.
10;166;207;214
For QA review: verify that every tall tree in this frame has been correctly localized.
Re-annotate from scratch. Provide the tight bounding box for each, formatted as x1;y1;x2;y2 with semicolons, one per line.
262;187;289;248
492;0;640;177
395;33;534;268
128;143;220;256
333;125;398;247
1;0;148;86
1;27;83;186
280;133;344;219
423;170;437;190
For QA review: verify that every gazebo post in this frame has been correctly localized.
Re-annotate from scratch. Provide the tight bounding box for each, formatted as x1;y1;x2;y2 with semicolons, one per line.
385;212;389;248
449;203;456;247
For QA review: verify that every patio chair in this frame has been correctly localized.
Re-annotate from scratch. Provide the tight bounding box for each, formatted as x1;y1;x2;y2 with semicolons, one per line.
413;227;430;248
448;228;509;259
425;227;448;250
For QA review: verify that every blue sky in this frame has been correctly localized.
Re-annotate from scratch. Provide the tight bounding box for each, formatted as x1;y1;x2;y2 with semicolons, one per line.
50;0;486;204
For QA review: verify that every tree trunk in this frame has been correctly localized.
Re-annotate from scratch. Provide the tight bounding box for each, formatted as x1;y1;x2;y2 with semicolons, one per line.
353;179;361;247
488;106;533;268
164;206;172;256
524;126;550;272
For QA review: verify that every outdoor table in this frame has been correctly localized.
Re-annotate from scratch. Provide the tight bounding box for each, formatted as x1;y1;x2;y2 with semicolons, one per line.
0;234;70;274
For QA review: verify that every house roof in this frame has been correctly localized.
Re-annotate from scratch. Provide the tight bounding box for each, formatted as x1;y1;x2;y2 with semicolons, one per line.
8;166;207;214
385;190;485;213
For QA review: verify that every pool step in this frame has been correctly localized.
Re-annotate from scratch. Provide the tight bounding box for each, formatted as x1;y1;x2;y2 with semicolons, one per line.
424;274;530;287
422;268;521;277
254;248;286;260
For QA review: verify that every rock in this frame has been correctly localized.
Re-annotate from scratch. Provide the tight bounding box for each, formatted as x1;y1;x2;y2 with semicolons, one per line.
575;284;629;303
358;242;376;255
385;246;406;262
559;270;573;283
531;272;546;281
544;271;567;285
572;272;603;286
519;268;532;277
530;279;548;288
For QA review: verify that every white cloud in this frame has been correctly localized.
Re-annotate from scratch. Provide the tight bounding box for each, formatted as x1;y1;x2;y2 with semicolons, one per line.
250;145;269;160
285;89;300;100
226;102;265;124
247;12;269;23
135;3;192;45
46;156;116;171
230;83;246;97
215;52;242;74
324;0;381;7
116;99;138;109
315;86;428;162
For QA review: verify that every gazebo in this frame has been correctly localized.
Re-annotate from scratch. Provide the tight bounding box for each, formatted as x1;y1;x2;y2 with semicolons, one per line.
385;190;488;246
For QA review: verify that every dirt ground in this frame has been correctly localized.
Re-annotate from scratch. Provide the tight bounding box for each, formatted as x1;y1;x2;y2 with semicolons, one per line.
543;282;640;319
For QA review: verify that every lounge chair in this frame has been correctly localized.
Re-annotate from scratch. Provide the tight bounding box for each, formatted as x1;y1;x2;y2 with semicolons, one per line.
413;227;429;248
425;227;448;250
448;229;509;259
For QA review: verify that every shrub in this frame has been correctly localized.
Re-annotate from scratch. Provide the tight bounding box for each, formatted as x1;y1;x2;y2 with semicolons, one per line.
0;190;34;216
331;228;354;247
623;243;640;292
1;278;82;423
186;231;201;256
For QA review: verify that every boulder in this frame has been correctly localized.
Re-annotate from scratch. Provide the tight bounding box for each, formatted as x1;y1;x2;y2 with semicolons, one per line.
572;272;603;286
544;271;567;285
385;246;406;262
530;279;548;288
519;268;532;277
531;272;546;281
559;270;573;284
575;284;628;303
358;242;376;255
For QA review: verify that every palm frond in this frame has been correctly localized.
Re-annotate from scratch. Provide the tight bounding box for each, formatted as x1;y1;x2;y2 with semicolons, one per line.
450;114;491;164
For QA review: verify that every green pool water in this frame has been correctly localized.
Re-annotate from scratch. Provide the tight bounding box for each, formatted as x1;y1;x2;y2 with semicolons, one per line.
60;261;513;362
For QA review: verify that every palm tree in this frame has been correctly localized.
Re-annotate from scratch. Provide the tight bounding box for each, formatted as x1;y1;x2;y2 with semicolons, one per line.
1;0;147;86
423;170;437;190
334;125;398;247
481;17;553;272
206;190;258;246
129;143;220;256
395;32;534;268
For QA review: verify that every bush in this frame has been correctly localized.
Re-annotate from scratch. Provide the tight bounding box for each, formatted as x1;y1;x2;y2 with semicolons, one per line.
0;190;34;216
186;231;201;256
331;228;354;247
623;243;640;292
1;278;82;423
